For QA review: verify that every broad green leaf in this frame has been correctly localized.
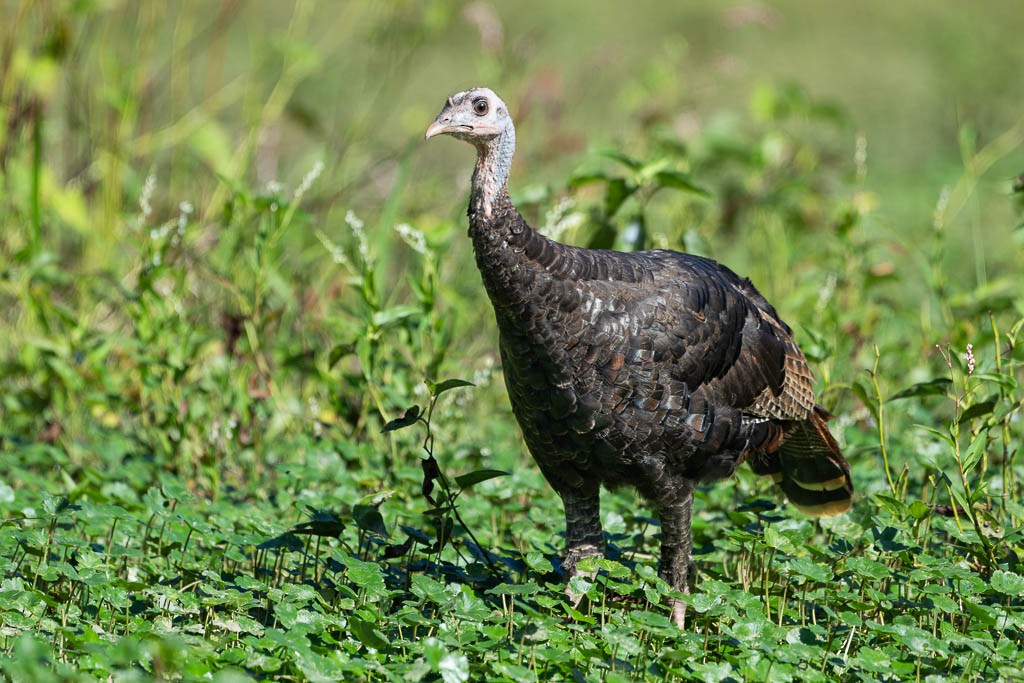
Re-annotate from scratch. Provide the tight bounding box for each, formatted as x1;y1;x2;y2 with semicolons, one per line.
973;371;1017;391
256;532;304;551
888;378;952;401
958;399;997;424
684;592;722;613
488;581;542;596
348;616;388;650
327;342;356;368
568;171;608;188
916;424;955;447
850;379;879;421
427;378;475;397
873;495;906;517
961;434;988;474
345;558;385;596
845;557;889;581
380;405;420;432
963;598;997;626
371;305;421;329
653;170;711;197
454;469;509;489
352;504;389;538
763;525;798;555
597;148;642;170
925;594;960;613
785;557;832;582
991;570;1024;596
948;486;971;519
603;177;635;218
565;575;594;598
907;500;929;520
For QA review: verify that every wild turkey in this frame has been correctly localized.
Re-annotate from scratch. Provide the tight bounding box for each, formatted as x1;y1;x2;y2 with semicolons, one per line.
425;87;853;627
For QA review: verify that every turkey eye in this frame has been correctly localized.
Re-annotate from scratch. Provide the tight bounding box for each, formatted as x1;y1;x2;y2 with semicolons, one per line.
472;98;489;116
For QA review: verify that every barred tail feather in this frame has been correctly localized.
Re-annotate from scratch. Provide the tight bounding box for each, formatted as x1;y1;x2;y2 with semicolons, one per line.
748;408;853;516
778;408;852;516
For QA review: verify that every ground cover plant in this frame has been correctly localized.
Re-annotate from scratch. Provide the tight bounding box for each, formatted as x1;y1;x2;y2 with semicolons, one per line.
2;2;1024;681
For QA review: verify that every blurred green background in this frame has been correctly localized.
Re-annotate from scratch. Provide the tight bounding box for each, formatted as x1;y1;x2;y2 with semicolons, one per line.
4;0;1024;495
4;0;1024;513
5;0;1023;265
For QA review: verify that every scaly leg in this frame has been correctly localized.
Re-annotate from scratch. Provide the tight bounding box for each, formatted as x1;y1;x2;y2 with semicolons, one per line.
654;481;695;628
560;488;605;605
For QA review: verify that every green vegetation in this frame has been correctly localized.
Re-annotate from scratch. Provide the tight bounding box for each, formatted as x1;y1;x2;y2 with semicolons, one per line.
2;2;1024;680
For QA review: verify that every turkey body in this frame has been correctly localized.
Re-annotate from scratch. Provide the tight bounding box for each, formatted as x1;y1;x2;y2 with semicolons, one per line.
426;87;852;627
477;201;787;492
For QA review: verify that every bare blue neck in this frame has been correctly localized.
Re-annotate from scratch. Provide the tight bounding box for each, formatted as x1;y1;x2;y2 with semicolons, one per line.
471;125;515;218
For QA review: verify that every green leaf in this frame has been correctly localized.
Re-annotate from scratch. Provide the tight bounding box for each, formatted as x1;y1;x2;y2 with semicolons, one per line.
327;342;356;368
963;598;997;626
488;581;542;596
973;371;1017;391
845;557;889;581
427;378;475;397
371;305;422;329
380;405;420;433
345;558;386;595
684;593;722;613
873;495;906;517
352;504;389;538
925;594;960;613
291;513;346;538
653;170;711;197
568;171;608;188
888;378;952;401
603;177;635;218
907;500;930;520
454;469;509;489
916;424;955;447
961;434;988;474
991;570;1024;596
785;557;832;582
850;379;879;421
959;400;997;425
597;148;642;170
763;525;798;555
42;494;74;516
349;616;389;650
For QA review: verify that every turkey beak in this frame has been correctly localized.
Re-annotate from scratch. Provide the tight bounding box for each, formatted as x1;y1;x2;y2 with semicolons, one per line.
424;120;448;140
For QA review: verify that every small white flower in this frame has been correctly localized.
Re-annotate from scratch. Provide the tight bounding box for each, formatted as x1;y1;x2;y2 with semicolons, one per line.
295;160;324;201
139;173;156;219
177;201;193;235
965;343;975;376
395;223;427;254
541;197;584;240
346;210;369;258
316;231;350;267
345;209;364;231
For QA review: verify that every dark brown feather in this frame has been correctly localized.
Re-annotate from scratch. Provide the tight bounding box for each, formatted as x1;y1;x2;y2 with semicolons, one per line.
428;86;852;627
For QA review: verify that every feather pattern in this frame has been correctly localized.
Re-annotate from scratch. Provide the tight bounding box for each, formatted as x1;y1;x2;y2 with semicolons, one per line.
426;87;853;627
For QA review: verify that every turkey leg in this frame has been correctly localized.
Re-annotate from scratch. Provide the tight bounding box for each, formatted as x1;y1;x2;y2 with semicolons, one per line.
654;482;695;628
